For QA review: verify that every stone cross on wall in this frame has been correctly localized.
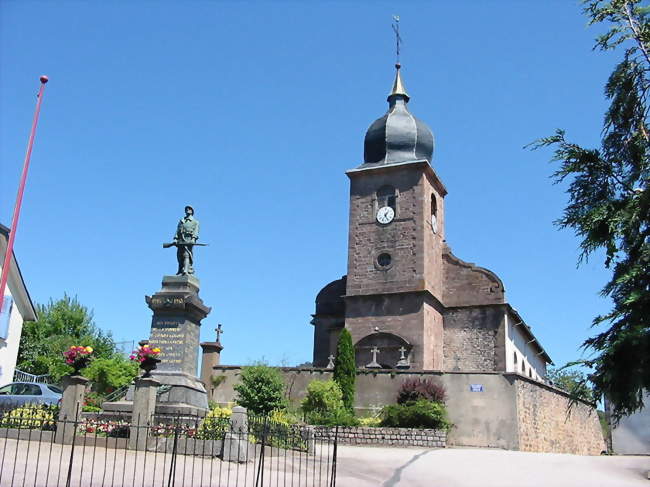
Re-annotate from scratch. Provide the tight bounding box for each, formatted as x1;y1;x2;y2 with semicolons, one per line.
326;355;335;369
396;345;411;369
398;346;407;360
366;346;381;369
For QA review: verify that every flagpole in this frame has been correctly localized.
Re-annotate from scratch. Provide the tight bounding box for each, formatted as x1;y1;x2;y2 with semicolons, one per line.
0;75;49;313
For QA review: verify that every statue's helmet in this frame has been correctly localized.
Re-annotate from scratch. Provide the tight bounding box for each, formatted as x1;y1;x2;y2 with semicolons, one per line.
184;205;194;214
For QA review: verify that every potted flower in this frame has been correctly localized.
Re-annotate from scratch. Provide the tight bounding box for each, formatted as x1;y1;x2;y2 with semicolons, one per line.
63;345;94;374
130;345;161;377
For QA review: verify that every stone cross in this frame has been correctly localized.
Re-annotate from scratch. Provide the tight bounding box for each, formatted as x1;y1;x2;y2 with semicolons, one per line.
216;323;223;342
398;346;407;360
371;346;380;362
366;346;381;369
326;355;335;369
396;345;410;369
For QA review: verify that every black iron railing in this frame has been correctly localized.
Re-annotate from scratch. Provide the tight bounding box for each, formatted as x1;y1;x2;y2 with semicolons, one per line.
0;402;338;487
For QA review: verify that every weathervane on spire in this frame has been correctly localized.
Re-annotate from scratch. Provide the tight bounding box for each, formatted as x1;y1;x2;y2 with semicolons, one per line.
392;15;402;66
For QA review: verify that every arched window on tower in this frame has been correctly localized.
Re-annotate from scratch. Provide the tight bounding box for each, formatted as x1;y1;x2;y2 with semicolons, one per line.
377;185;397;213
513;352;518;372
431;193;438;234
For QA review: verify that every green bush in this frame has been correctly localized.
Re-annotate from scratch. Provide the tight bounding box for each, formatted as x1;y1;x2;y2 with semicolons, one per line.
301;380;343;414
197;405;232;440
381;399;451;430
84;356;138;395
305;407;358;427
234;364;287;415
333;329;356;411
357;415;382;427
301;379;356;426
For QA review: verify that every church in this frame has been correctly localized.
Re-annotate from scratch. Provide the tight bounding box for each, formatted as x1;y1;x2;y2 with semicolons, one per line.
210;62;605;455
311;64;551;380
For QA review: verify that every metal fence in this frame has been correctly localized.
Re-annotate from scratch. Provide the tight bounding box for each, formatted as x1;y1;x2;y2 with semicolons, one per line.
0;404;337;487
12;370;53;384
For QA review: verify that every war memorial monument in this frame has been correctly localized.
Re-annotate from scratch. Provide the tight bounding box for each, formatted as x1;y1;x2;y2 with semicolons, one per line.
105;206;210;414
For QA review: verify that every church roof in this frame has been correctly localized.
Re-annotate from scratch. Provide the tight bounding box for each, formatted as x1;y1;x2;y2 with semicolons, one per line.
361;64;434;167
315;276;346;316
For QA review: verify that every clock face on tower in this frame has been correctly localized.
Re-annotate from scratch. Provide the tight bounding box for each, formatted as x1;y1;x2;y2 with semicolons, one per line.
376;206;395;224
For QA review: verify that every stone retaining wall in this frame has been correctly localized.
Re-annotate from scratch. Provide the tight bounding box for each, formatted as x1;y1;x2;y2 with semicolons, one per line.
313;426;446;448
515;377;605;455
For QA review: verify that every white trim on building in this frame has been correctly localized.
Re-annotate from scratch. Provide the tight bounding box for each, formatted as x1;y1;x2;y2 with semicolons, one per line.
0;224;37;385
504;306;551;381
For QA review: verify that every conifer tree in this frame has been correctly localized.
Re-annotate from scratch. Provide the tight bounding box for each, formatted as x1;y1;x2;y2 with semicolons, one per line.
333;329;356;411
531;0;649;418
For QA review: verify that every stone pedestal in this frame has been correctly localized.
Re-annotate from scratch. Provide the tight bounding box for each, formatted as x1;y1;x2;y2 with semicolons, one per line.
129;377;160;450
56;375;88;444
223;406;249;462
105;275;211;415
146;275;210;413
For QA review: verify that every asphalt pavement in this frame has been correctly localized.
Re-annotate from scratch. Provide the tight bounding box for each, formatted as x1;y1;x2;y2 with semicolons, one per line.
335;445;649;487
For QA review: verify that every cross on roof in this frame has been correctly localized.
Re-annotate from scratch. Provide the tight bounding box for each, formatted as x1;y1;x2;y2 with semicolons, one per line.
216;323;223;342
392;15;402;65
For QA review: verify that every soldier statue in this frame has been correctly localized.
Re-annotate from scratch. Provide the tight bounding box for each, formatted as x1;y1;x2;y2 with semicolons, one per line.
163;205;201;275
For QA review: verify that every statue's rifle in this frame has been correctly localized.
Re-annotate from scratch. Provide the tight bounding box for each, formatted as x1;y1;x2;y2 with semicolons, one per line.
162;242;209;248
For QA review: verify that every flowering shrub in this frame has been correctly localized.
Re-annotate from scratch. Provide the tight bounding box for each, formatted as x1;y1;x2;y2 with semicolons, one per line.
150;422;198;438
129;345;161;363
63;345;93;366
357;415;382;427
0;405;58;430
195;405;232;440
397;378;446;405
78;418;130;437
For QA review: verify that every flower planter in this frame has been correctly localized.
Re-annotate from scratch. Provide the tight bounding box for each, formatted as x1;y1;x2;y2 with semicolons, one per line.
140;357;161;378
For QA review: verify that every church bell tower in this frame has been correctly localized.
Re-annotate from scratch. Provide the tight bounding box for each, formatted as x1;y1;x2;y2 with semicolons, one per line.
344;64;447;370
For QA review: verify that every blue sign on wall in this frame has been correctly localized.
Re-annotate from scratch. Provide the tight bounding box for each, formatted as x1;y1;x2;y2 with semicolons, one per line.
470;384;484;392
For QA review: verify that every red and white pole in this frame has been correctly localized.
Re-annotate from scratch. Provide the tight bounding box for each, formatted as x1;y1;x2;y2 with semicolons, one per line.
0;75;49;313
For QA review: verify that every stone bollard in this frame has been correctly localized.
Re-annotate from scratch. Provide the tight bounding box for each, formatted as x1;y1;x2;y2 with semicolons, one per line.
56;375;89;444
222;406;248;462
301;425;315;455
129;376;160;451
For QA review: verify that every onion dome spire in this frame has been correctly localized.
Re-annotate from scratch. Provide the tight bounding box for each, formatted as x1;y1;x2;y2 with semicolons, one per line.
362;63;434;165
388;63;409;102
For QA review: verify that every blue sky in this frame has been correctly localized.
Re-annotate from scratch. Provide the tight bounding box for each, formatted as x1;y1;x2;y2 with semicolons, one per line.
1;1;619;369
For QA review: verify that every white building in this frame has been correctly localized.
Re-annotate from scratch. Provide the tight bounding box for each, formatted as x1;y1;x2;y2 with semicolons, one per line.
0;224;37;385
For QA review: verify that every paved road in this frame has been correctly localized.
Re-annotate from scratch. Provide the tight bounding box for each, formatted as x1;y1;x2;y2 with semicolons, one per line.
335;446;649;487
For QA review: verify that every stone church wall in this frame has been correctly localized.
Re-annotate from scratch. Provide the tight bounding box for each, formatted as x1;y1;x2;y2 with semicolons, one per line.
514;376;606;455
442;250;505;307
209;366;603;454
443;305;505;371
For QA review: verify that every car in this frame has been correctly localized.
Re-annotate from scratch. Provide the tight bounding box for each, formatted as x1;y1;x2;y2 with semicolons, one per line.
0;382;62;407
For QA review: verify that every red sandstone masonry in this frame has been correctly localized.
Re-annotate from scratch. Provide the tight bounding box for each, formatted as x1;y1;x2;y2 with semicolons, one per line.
514;376;605;455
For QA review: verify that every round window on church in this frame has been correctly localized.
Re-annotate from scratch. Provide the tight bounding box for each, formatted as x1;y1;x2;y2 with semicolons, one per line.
377;253;392;268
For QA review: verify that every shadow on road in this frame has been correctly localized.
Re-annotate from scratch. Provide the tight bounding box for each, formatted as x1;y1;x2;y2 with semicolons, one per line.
382;449;434;487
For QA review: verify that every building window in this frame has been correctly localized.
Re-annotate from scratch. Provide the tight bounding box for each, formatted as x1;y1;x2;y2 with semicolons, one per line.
529;368;532;378
377;253;392;268
377;185;397;212
431;194;438;233
513;352;517;372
